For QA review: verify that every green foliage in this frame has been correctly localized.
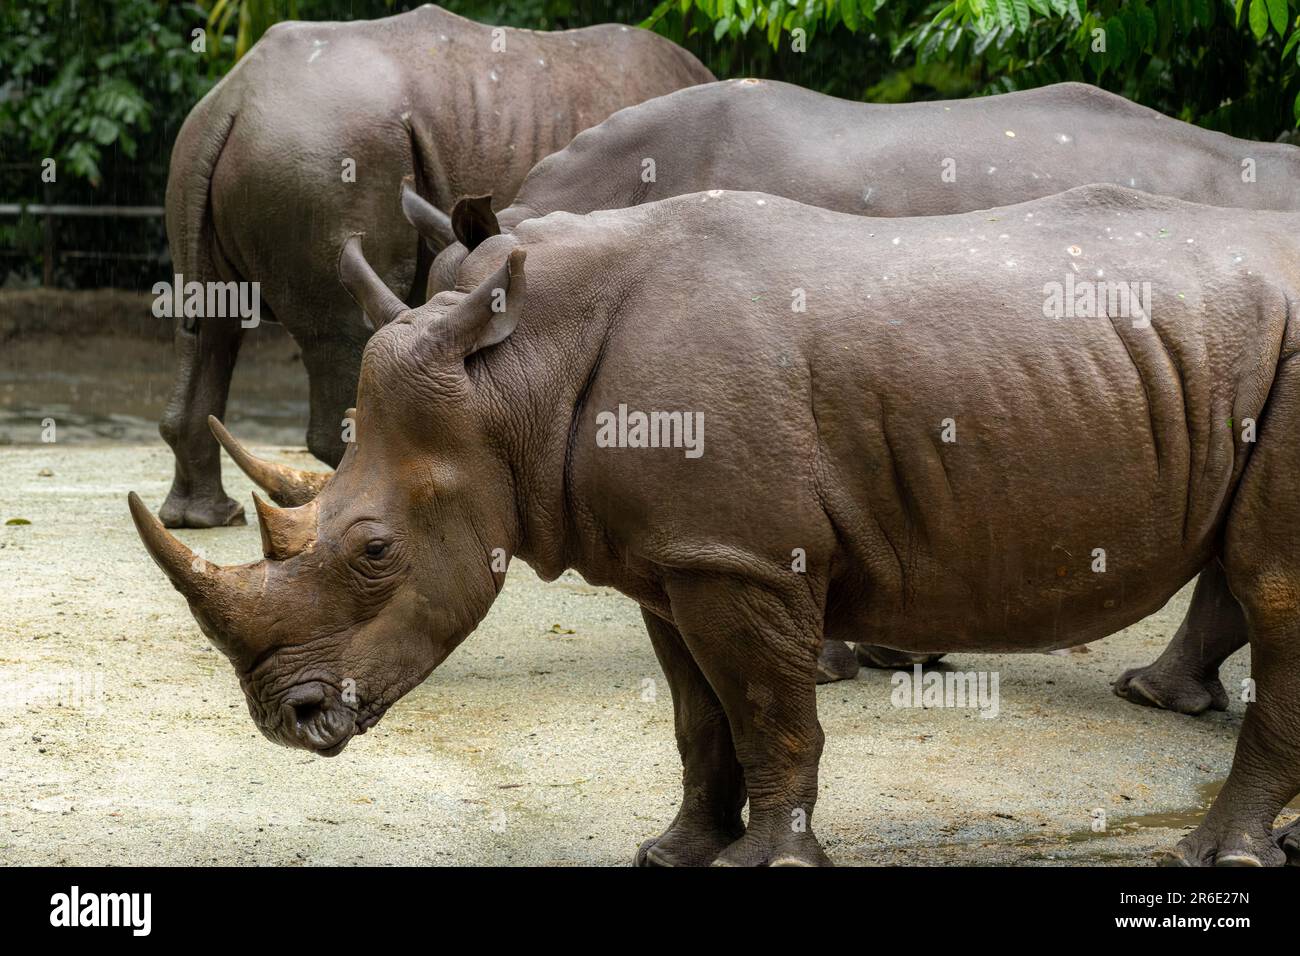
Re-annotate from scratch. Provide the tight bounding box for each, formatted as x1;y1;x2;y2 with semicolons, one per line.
1;1;215;189
645;1;1300;139
203;0;301;63
0;0;394;286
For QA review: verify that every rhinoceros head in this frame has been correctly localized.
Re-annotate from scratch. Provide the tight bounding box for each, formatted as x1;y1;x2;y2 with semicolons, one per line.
129;236;526;756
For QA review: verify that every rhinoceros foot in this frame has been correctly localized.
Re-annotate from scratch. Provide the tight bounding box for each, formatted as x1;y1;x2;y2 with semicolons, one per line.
854;643;945;670
1113;661;1228;716
815;639;860;683
1277;819;1300;865
158;489;247;529
709;827;832;867
634;820;745;867
1162;822;1287;867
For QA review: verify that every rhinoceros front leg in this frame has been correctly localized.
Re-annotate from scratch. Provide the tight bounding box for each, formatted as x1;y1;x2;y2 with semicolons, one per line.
158;314;247;528
634;609;746;867
1114;561;1245;715
664;575;831;867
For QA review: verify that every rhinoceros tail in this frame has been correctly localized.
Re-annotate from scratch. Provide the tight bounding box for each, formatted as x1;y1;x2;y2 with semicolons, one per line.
158;89;249;458
164;90;240;298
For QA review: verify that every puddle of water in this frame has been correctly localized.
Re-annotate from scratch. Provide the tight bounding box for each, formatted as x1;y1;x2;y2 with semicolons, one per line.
1064;778;1300;845
974;779;1300;863
1066;779;1223;843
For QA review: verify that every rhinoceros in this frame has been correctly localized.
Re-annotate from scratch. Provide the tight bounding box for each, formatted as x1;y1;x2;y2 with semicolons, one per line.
159;4;710;529
414;78;1300;297
131;185;1300;866
409;78;1300;700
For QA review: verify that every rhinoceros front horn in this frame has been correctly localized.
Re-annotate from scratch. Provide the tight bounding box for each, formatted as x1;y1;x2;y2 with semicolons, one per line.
338;234;408;331
127;492;249;605
208;416;331;507
400;176;455;252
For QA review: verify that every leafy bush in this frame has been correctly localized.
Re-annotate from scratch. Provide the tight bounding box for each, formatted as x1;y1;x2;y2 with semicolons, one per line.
1;1;220;286
647;1;1300;138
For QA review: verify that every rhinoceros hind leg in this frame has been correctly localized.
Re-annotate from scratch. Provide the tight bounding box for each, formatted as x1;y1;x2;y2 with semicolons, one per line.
665;576;831;867
816;639;860;683
1168;627;1297;865
854;643;946;670
1114;562;1243;715
634;609;746;867
158;315;247;529
1170;401;1300;866
302;330;366;469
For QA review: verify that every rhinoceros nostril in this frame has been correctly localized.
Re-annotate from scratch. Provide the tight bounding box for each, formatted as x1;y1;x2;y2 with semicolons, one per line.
293;701;323;727
283;684;327;730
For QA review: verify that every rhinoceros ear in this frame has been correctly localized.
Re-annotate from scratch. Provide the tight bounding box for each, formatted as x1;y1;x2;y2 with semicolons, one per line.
400;177;454;252
451;195;500;251
429;248;526;359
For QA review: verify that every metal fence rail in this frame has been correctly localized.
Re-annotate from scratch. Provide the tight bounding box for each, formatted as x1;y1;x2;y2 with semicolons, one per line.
0;203;165;217
0;202;166;285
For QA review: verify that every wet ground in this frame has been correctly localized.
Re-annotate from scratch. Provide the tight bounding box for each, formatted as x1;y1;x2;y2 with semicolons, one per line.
0;291;1288;865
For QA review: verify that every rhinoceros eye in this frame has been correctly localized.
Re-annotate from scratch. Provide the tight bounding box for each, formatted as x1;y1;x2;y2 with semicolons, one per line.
344;523;401;580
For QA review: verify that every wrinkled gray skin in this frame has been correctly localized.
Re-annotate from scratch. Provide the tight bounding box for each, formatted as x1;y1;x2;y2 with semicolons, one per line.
416;77;1300;699
159;5;710;529
134;186;1300;865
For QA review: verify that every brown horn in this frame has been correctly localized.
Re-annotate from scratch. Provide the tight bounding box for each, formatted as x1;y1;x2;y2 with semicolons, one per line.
252;492;319;561
400;176;455;252
129;492;270;664
128;492;232;601
338;233;407;331
208;416;331;507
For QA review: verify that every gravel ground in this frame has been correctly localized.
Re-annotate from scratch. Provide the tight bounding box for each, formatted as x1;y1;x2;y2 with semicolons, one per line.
0;439;1272;866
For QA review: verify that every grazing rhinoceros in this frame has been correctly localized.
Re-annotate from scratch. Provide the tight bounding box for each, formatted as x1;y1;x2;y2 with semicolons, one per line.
132;185;1300;866
159;4;711;529
384;78;1300;698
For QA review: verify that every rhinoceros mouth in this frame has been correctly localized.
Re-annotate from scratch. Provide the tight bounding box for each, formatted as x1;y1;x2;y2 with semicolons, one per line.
267;681;360;757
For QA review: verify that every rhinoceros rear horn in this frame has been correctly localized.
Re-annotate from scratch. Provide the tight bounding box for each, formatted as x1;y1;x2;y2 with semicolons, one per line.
338;234;408;331
433;248;526;359
451;195;500;251
252;492;319;561
400;177;455;252
208;416;331;507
